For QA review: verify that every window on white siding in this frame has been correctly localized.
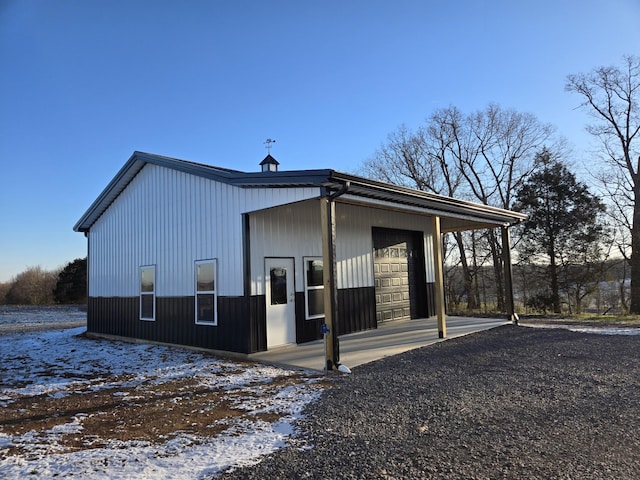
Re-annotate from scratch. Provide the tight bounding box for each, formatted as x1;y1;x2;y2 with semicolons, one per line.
304;257;324;319
140;265;155;321
195;259;217;325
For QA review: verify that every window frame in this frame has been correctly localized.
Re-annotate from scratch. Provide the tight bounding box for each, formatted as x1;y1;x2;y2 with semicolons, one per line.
304;257;325;320
195;259;217;326
139;265;156;321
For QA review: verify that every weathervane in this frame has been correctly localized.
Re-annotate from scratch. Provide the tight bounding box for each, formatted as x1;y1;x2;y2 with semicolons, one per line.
264;138;276;154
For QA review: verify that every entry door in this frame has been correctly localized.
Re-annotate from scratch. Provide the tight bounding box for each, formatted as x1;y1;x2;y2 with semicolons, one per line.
265;258;296;348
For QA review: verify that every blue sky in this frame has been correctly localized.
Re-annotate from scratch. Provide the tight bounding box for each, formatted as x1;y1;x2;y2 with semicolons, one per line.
1;0;639;282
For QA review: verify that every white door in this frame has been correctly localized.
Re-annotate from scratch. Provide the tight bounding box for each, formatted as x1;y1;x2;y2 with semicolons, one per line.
265;258;296;348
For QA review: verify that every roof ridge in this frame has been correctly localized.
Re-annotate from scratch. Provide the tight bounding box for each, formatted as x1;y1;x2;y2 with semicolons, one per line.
133;151;244;174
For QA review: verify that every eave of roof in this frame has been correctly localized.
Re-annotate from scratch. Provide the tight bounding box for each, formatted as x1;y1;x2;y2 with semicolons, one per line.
74;151;526;232
73;151;335;232
329;171;527;229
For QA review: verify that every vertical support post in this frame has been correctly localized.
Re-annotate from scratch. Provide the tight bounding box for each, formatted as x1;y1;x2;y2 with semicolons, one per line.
432;216;446;338
502;225;517;324
320;196;339;370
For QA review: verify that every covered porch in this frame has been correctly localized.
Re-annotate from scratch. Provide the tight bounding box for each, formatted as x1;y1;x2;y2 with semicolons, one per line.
249;316;509;371
317;172;526;371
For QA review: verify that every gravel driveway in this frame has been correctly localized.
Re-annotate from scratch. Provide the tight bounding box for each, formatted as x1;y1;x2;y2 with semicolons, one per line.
219;325;640;479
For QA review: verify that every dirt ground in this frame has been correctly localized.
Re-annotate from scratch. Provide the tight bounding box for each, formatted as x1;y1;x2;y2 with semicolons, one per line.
3;315;638;476
1;366;326;458
0;321;328;462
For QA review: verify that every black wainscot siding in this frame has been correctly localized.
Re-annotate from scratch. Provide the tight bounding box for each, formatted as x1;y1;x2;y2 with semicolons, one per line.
89;296;252;354
295;291;324;344
295;286;377;343
337;286;377;336
88;284;422;353
248;295;266;354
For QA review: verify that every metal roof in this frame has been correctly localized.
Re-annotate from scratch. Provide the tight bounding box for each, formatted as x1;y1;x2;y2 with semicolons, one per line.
327;171;527;232
73;151;526;233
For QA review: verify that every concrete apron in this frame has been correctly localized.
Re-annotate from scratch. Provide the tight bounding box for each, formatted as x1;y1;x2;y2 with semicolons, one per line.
248;316;509;372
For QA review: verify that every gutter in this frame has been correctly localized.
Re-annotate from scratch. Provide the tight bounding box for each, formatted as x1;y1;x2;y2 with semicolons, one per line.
329;180;351;201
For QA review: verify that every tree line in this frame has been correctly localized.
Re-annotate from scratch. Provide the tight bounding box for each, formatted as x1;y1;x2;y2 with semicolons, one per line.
363;55;639;316
0;258;87;305
445;258;628;316
2;57;637;315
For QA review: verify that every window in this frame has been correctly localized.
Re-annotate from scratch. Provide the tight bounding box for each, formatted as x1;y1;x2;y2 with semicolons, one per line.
195;259;217;325
304;257;324;319
140;265;155;321
269;267;288;305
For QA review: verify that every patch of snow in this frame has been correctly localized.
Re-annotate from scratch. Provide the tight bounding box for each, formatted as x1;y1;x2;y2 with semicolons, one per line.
567;326;640;336
0;325;324;479
49;419;84;435
1;423;305;479
0;305;87;326
522;323;640;336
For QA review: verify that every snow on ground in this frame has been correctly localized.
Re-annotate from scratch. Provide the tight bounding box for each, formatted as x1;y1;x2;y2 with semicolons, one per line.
522;322;640;336
565;325;640;335
0;327;324;479
0;305;86;326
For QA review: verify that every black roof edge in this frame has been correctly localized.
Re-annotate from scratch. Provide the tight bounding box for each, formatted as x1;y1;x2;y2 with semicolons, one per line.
329;171;527;225
137;151;336;186
74;151;339;232
74;151;525;233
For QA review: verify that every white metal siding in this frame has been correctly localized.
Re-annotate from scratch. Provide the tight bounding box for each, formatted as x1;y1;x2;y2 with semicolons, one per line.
249;200;322;295
335;203;435;288
423;230;436;283
249;200;436;294
89;164;319;297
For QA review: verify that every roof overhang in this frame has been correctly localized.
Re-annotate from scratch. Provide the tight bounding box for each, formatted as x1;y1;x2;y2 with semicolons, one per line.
324;172;526;233
73;151;334;232
74;151;526;233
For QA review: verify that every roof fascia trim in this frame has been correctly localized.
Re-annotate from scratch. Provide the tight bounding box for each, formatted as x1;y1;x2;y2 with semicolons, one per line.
337;195;520;229
329;171;526;225
74;152;336;232
74;151;525;233
73;152;145;232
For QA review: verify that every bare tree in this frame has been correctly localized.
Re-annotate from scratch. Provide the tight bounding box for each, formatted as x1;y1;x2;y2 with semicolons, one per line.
362;110;480;309
427;107;480;309
447;104;555;310
363;104;554;312
560;241;610;315
566;55;640;312
5;266;59;305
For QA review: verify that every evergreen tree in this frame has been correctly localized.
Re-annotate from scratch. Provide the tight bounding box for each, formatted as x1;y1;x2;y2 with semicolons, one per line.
53;258;87;304
515;149;606;313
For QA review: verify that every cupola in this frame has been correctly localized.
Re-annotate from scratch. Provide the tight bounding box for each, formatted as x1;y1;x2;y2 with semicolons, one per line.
260;154;279;173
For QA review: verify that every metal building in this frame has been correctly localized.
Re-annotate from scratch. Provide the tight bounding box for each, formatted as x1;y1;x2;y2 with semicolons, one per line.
74;151;525;367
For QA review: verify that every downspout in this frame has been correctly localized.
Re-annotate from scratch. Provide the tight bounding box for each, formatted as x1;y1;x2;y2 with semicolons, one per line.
330;180;350;201
321;181;351;374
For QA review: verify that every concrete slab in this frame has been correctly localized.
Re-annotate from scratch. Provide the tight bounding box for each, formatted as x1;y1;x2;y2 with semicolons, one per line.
248;316;509;372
